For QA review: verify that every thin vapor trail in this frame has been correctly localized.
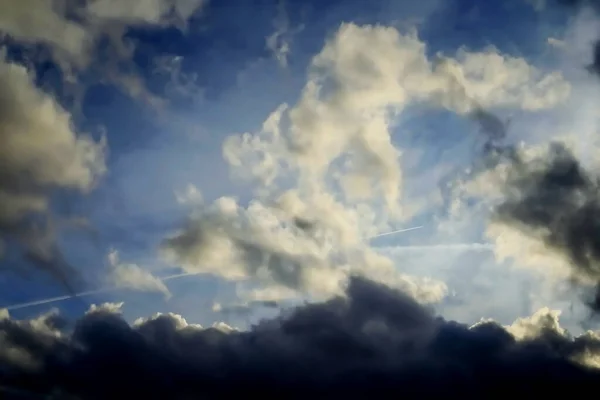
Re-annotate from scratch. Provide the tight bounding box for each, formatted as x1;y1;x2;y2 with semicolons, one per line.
2;226;427;311
2;272;203;311
370;226;423;238
381;243;494;253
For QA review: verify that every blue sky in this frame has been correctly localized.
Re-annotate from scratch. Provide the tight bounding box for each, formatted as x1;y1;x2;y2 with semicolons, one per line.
0;0;597;333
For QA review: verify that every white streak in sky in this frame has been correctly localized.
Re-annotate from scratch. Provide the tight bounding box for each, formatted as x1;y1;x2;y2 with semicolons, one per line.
370;226;423;238
3;226;482;311
2;272;203;311
380;243;494;253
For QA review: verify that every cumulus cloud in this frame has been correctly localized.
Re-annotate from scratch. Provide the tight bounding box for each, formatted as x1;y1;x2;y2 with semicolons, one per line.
0;50;105;288
0;0;207;102
162;194;447;303
106;250;171;299
84;0;206;25
0;277;600;398
224;23;569;219
163;23;569;307
0;0;207;62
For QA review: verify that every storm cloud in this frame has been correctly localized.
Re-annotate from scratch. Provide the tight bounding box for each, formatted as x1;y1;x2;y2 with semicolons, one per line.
1;277;600;398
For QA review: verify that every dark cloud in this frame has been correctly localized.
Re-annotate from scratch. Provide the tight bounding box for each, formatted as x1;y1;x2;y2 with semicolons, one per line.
1;277;600;399
470;107;508;143
491;142;600;310
459;0;600;314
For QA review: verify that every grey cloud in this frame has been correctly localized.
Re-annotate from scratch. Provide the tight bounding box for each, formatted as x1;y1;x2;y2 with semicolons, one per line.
446;10;600;313
0;53;105;291
492;142;600;310
1;277;600;398
212;300;280;318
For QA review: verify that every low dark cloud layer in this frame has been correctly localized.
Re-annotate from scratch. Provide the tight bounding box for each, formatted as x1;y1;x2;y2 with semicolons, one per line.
1;277;600;399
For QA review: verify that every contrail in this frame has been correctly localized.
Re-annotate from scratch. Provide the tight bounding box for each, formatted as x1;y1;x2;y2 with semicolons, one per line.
2;271;203;311
370;226;423;239
2;226;426;312
380;243;494;253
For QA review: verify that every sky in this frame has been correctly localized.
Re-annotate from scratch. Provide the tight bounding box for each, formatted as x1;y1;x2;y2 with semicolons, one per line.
5;0;600;397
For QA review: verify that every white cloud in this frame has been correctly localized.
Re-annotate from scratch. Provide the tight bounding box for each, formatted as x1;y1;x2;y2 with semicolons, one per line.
107;250;172;299
167;23;571;309
506;307;565;340
503;306;600;369
86;0;177;24
0;51;106;219
548;37;566;49
0;0;207;102
0;50;105;281
86;301;125;315
162;194;447;303
175;184;204;206
226;23;569;215
0;1;91;67
133;311;203;329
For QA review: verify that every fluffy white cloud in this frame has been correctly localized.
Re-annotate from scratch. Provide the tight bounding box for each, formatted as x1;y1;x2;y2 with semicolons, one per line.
505;307;600;369
162;194;447;303
165;23;571;308
0;50;105;282
86;301;125;315
0;0;207;103
506;307;565;340
0;0;207;63
85;0;205;25
107;250;171;299
225;23;569;215
0;1;91;67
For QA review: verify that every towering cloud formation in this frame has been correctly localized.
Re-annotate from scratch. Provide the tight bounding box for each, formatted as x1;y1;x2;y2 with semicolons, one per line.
1;277;600;398
162;23;569;307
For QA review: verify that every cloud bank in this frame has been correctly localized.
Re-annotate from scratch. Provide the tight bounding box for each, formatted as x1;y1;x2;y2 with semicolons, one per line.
2;277;600;398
